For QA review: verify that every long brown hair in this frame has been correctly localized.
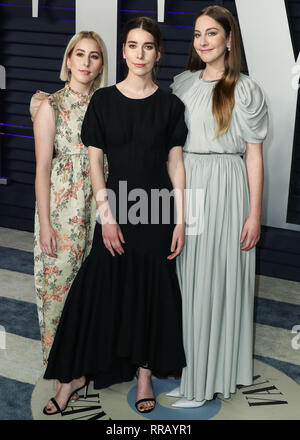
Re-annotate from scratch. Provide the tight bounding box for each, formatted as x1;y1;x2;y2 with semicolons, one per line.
121;16;162;83
187;6;242;137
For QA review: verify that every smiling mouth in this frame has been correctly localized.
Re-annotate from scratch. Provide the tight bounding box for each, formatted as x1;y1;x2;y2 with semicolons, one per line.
201;49;213;53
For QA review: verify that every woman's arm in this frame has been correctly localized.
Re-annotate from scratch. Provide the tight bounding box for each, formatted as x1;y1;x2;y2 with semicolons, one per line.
34;98;57;257
88;146;125;256
240;142;264;251
166;146;186;260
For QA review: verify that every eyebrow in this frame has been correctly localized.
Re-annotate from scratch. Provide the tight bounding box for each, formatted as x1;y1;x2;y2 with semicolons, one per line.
75;48;101;54
194;27;219;32
127;40;155;45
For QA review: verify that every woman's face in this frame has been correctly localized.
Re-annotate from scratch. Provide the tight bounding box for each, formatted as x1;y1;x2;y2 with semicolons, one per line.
123;28;160;78
67;38;103;87
193;15;230;67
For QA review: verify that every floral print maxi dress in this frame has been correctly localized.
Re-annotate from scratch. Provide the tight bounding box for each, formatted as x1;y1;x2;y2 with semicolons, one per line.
31;83;108;365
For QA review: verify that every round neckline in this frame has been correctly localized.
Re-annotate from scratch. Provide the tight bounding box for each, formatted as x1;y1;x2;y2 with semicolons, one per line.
66;82;94;98
114;85;160;101
199;70;219;84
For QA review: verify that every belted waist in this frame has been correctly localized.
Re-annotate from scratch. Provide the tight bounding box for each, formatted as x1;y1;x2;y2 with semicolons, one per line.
183;151;243;156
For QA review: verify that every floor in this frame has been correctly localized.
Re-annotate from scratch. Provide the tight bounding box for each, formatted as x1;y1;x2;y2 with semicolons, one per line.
0;226;299;420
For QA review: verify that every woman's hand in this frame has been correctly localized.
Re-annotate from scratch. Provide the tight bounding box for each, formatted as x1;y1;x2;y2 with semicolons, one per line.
102;222;125;257
40;223;57;258
240;216;261;251
98;200;125;257
243;142;263;251
167;223;185;260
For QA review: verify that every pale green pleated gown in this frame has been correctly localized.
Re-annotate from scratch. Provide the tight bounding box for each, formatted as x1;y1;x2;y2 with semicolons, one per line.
171;70;268;401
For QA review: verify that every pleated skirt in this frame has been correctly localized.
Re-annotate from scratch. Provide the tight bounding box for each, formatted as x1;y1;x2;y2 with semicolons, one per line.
176;152;255;401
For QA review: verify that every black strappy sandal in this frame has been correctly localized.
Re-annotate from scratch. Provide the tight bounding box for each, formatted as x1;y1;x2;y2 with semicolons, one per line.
43;397;63;416
43;379;88;416
135;365;156;414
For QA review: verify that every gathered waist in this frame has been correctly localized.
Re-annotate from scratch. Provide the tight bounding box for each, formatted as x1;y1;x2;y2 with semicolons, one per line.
55;152;88;158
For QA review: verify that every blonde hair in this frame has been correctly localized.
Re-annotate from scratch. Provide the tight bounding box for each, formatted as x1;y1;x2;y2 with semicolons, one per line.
60;30;108;89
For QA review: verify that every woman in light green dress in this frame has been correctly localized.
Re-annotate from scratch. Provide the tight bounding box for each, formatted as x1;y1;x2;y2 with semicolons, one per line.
169;6;268;406
31;31;108;367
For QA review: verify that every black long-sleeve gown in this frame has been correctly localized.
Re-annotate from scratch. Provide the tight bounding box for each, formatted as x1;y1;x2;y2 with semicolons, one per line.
44;85;188;388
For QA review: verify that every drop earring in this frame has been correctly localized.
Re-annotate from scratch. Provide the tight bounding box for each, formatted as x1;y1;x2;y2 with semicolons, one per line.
227;44;231;52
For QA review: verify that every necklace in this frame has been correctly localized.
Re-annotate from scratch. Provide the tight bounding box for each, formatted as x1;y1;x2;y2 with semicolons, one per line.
66;83;94;98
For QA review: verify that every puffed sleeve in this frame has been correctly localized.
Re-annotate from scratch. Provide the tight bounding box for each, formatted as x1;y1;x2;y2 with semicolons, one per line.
167;95;188;153
170;70;199;99
81;91;106;152
235;75;268;143
29;90;56;122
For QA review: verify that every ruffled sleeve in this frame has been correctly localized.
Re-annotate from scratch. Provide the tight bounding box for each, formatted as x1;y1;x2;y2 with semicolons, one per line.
29;90;56;122
170;70;199;99
166;95;188;154
235;75;268;143
81;90;106;153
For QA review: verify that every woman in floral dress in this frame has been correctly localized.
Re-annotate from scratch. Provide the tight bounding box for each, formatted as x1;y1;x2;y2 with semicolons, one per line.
31;31;108;368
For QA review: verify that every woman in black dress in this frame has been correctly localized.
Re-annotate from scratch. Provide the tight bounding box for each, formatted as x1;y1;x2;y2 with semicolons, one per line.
43;16;187;415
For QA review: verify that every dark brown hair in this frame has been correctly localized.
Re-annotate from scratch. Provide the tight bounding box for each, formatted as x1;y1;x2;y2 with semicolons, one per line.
187;6;242;137
122;16;162;82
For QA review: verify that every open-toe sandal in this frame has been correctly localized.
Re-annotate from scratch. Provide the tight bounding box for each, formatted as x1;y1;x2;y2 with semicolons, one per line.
43;380;89;416
135;398;156;414
135;366;156;414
